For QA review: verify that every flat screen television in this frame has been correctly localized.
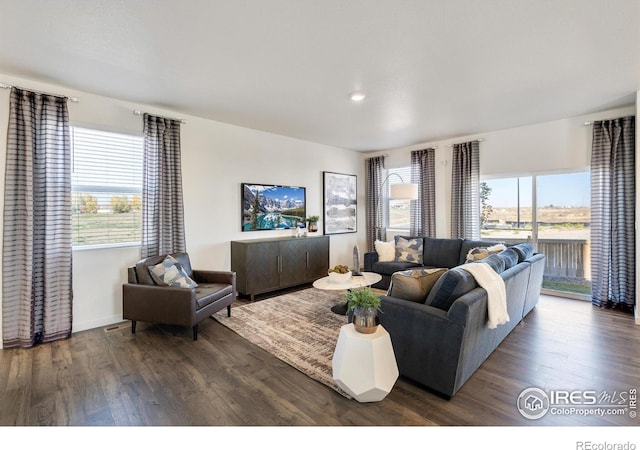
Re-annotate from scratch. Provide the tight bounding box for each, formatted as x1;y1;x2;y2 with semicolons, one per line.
241;183;306;231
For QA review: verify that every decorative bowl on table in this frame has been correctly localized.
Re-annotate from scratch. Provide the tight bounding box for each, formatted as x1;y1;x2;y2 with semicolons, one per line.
328;265;352;284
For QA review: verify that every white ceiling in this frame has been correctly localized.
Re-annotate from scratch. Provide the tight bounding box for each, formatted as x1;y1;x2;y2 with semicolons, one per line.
0;1;638;152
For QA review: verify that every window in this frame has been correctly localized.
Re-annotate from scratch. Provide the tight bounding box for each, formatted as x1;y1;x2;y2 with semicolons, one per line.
386;166;412;230
71;127;143;247
480;177;533;240
536;172;591;296
480;171;591;298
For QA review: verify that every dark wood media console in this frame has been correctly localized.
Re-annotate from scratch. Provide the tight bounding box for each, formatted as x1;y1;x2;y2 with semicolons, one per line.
231;235;329;300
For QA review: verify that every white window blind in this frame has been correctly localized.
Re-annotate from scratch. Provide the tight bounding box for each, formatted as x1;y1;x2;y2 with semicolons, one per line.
71;127;143;247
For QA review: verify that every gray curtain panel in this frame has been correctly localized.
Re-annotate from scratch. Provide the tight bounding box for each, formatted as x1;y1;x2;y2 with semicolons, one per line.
365;155;386;251
410;148;436;237
450;141;480;239
141;114;186;258
590;116;635;310
2;87;73;348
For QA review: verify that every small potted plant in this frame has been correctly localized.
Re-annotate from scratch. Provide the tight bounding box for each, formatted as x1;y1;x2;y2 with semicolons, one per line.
306;215;320;233
345;287;381;334
328;264;351;283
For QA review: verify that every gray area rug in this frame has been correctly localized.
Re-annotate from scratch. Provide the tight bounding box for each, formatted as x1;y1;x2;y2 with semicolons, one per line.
212;287;354;398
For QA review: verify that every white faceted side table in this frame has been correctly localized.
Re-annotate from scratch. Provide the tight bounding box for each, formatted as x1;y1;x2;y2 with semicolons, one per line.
332;323;399;402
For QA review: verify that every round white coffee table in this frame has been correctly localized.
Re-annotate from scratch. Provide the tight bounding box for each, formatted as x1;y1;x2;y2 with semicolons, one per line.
313;272;382;314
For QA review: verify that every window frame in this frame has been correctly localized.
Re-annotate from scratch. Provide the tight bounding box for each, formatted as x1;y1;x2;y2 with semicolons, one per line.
384;166;412;232
70;126;144;250
480;168;591;301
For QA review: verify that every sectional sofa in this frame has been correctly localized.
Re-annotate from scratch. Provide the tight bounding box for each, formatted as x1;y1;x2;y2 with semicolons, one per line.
363;236;545;398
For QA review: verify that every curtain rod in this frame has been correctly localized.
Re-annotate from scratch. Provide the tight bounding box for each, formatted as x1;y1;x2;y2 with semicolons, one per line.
0;82;79;102
447;138;485;148
133;109;186;124
375;145;440;157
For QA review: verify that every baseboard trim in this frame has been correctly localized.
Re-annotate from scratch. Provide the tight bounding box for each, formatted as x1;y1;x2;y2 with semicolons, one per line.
73;315;124;333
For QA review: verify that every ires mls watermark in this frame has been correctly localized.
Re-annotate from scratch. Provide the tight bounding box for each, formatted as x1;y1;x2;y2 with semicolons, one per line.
516;386;637;420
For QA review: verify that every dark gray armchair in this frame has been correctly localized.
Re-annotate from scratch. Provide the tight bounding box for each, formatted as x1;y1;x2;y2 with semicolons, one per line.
123;252;236;340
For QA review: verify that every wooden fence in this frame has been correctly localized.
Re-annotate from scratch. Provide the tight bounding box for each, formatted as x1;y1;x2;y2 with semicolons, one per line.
501;238;590;279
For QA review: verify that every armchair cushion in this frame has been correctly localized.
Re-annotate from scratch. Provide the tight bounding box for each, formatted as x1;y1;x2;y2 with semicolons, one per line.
195;283;234;309
149;255;198;288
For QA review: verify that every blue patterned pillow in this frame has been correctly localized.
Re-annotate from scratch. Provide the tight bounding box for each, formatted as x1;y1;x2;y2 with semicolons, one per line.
149;255;198;288
394;236;423;264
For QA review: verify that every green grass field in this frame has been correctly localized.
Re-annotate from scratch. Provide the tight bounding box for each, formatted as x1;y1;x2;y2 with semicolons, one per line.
72;211;141;246
542;280;592;296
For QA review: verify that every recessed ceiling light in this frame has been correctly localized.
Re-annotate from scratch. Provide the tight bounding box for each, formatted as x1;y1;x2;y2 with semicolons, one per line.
350;92;366;102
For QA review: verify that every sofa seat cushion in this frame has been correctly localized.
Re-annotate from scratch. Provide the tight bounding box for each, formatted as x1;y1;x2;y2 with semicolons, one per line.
388;268;448;303
372;260;421;275
195;283;233;309
425;267;478;311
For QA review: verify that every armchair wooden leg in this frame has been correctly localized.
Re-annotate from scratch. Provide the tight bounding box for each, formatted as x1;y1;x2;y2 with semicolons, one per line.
227;305;231;317
131;320;137;334
192;324;198;341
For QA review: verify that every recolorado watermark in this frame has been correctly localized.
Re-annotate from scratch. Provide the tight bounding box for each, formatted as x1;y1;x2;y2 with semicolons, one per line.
576;442;636;450
516;386;637;420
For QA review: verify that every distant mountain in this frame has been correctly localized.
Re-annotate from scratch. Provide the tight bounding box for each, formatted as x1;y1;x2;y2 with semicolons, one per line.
243;185;303;214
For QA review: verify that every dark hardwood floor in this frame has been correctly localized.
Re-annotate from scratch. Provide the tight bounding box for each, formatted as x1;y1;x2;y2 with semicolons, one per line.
1;294;638;429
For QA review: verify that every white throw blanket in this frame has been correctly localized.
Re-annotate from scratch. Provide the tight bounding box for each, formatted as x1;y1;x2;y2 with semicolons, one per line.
460;262;509;329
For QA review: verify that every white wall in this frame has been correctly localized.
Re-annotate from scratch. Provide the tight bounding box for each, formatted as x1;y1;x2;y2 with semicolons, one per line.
366;105;636;238
1;72;636;342
0;73;366;342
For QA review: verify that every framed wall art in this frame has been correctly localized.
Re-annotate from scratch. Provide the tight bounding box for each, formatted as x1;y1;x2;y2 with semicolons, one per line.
323;171;357;235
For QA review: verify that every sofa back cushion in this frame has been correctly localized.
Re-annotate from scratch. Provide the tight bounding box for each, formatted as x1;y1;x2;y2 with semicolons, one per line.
388;268;447;303
394;236;424;264
477;254;507;273
512;243;535;262
425;267;478;311
423;237;463;268
498;248;519;270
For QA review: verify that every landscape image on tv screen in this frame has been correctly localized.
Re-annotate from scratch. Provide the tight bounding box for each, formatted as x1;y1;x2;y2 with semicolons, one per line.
242;183;306;231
